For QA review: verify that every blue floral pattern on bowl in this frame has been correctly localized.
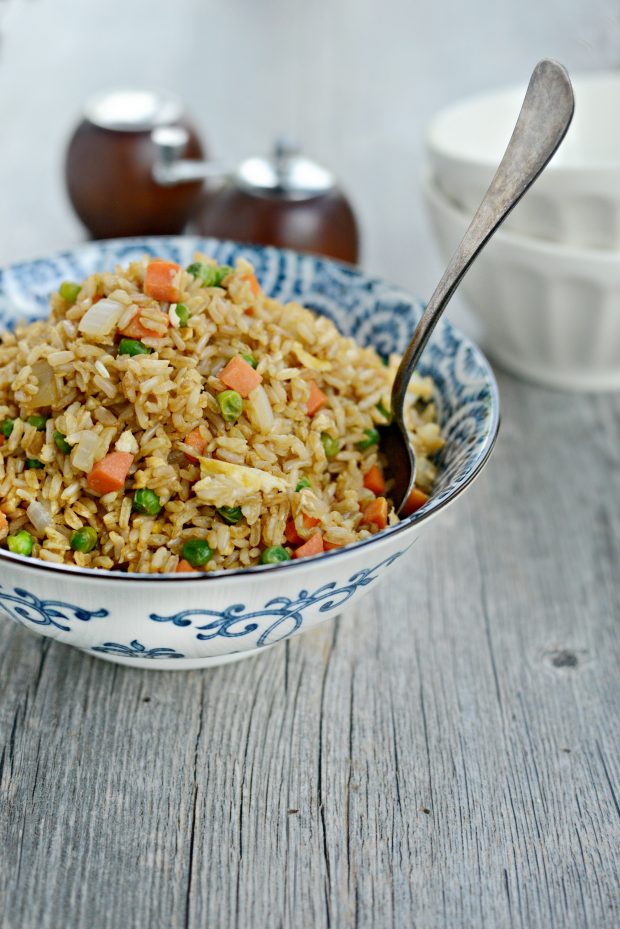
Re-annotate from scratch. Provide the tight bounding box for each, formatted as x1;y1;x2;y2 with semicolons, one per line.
0;549;407;659
92;640;185;660
0;586;108;630
150;549;407;648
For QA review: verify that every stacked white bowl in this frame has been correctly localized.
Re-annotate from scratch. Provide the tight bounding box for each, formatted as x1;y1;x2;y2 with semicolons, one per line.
424;71;620;391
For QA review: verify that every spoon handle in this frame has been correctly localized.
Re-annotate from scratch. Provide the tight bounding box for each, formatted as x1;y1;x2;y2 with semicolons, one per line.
391;59;574;419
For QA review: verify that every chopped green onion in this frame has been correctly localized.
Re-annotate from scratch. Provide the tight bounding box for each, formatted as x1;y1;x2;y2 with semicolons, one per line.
295;477;312;492
260;545;291;565
27;414;48;432
70;526;98;553
241;353;258;369
217;389;243;423
186;262;232;288
118;338;152;357
7;530;34;556
26;459;44;470
217;506;243;524
1;418;15;439
175;303;191;326
320;433;340;459
376;399;392;422
53;431;72;454
356;428;380;451
132;488;162;516
182;538;213;567
59;281;82;304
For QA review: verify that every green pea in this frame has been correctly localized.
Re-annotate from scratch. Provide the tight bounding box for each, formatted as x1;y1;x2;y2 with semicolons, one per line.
295;477;312;492
175;303;191;326
7;530;34;556
1;419;15;439
70;526;98;553
216;265;233;286
53;431;72;454
260;546;291;565
217;506;243;524
376;399;392;422
320;433;340;459
186;262;232;288
241;353;258;369
27;414;48;432
182;538;213;568
118;338;152;357
217;389;243;423
26;459;44;470
356;428;380;451
59;281;81;304
132;488;162;516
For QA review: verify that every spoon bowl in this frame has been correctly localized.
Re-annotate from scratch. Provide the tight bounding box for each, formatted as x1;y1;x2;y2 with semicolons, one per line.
385;59;575;513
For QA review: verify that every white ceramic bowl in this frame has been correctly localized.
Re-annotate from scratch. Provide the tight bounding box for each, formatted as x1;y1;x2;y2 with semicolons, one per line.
427;71;620;249
0;237;499;669
424;176;620;391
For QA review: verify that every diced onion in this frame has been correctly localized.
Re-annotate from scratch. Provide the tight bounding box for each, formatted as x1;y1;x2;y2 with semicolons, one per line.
115;430;139;454
27;501;52;533
30;360;58;408
168;304;180;328
71;432;101;472
246;385;274;433
78;298;124;337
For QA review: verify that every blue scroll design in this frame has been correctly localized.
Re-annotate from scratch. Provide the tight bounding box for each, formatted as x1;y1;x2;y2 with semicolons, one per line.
150;550;406;647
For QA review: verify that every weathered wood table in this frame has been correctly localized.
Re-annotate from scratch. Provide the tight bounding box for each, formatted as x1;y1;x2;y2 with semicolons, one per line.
1;375;618;929
1;1;619;923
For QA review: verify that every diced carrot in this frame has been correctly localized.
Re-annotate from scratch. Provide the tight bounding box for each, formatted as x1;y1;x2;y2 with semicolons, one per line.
144;259;182;303
245;273;261;296
0;511;8;535
363;464;385;496
285;518;302;545
184;427;206;463
119;312;170;340
219;355;263;398
293;532;324;559
362;497;388;530
285;514;320;546
87;452;134;495
176;559;198;573
323;540;343;551
401;487;429;517
307;380;327;417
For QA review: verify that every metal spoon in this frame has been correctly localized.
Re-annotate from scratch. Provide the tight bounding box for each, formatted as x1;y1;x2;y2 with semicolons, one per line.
383;59;575;513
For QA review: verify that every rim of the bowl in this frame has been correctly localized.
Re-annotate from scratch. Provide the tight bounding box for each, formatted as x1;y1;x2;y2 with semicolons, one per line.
424;174;620;264
0;235;501;582
426;69;620;173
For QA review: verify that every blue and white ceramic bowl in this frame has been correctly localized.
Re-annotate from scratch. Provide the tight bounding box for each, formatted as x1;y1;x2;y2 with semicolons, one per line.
0;238;499;669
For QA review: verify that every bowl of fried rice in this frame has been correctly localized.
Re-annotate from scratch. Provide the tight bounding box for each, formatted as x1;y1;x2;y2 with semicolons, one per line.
0;237;499;668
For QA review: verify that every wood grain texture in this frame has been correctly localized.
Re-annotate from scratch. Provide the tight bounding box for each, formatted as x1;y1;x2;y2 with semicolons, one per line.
1;1;619;926
0;378;618;929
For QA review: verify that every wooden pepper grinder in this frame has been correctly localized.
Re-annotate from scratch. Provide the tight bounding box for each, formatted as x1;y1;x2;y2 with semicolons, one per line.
192;138;360;263
65;89;206;239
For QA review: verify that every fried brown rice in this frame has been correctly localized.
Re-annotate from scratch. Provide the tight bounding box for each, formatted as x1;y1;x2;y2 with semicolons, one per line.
0;255;444;573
